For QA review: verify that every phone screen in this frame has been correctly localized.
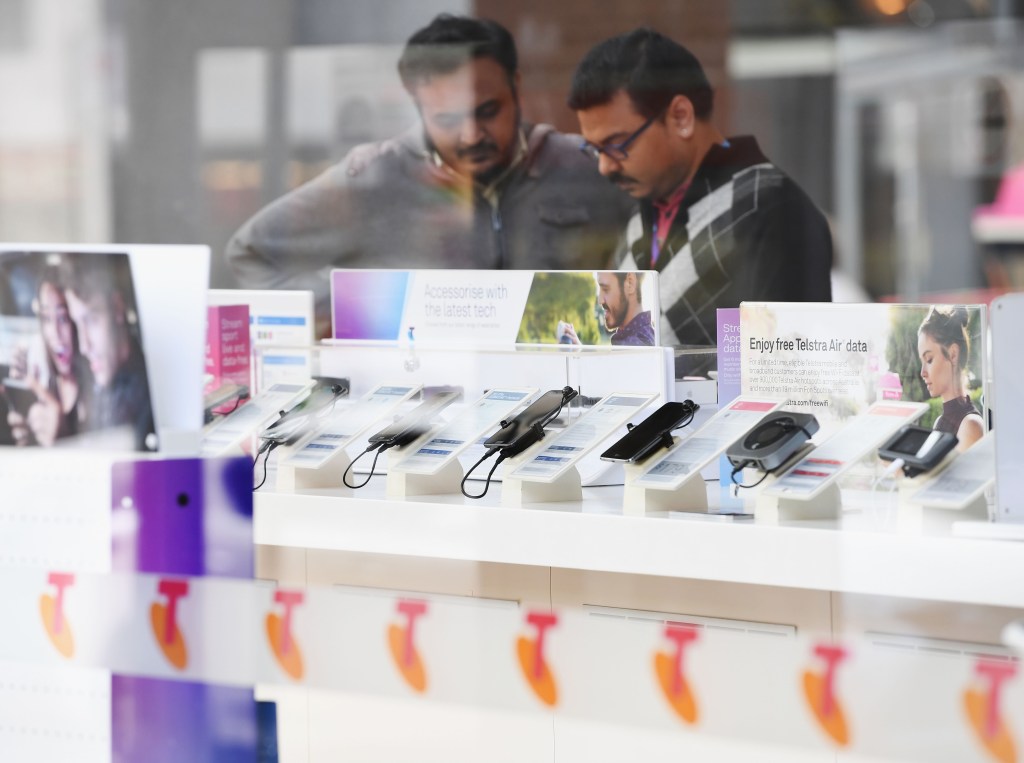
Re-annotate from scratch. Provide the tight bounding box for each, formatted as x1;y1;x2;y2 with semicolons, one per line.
600;401;696;462
367;390;460;446
260;382;347;444
482;389;572;449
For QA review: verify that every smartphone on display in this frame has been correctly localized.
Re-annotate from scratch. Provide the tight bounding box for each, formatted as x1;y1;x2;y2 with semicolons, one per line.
878;424;957;476
600;401;699;463
259;377;349;445
366;390;460;448
1;378;37;417
483;387;577;452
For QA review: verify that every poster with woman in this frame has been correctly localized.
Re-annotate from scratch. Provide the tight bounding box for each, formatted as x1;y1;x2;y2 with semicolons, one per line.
0;250;156;452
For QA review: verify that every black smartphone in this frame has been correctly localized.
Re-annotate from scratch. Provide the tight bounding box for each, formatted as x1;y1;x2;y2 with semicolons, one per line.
366;390;460;448
1;378;38;417
482;387;577;453
600;400;698;463
878;424;957;477
259;377;349;445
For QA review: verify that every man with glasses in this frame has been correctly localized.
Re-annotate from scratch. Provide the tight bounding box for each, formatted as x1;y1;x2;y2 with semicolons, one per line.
227;14;632;336
569;29;832;349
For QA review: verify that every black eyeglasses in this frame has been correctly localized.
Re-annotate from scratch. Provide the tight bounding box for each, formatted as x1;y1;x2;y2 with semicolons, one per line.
579;114;659;162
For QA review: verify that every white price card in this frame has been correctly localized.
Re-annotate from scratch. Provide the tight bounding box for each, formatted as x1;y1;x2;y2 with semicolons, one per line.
911;434;994;509
200;381;312;456
763;401;928;501
394;388;537;475
508;392;657;484
280;384;420;469
633;398;782;491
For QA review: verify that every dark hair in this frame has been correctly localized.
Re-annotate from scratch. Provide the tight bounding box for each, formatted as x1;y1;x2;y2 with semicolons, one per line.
568;28;713;120
398;14;517;92
615;272;645;306
919;305;970;370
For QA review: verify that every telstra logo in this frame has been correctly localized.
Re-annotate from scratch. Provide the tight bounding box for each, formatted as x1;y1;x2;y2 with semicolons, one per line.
963;658;1018;763
516;611;558;707
653;622;700;724
801;643;850;746
266;590;304;680
39;572;75;658
150;579;189;670
388;599;428;692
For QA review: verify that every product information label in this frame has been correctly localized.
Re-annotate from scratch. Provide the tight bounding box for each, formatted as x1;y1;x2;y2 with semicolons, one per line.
763;401;927;500
281;385;420;469
394;388;536;476
509;393;657;483
911;434;994;509
633;399;781;491
201;383;312;456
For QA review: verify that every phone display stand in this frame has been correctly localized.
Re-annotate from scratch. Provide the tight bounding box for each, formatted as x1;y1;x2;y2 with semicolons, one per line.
756;481;842;523
500;442;583;506
275;444;354;493
899;441;993;532
621;435;708;515
386;429;464;499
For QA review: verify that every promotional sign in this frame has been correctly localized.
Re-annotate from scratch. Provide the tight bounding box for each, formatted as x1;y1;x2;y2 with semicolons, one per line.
331;269;661;348
740;302;988;447
209;288;315;390
0;249;157;452
204;303;250;413
1;242;210;454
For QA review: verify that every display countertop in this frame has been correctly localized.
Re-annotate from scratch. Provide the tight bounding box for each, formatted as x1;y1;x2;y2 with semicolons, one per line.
255;479;1024;609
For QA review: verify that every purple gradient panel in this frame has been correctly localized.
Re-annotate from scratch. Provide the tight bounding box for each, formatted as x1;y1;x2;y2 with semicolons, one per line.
110;457;262;763
331;270;410;340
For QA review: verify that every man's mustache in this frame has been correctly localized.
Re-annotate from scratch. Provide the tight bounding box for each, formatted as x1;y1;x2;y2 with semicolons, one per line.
456;140;499;160
607;171;639;186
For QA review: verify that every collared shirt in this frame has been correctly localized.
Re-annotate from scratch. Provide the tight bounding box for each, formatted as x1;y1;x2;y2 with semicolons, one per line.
651;180;690;267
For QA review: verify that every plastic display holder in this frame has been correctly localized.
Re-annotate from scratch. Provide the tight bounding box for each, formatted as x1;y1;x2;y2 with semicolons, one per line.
900;436;994;532
502;392;658;507
276;383;422;492
385;427;465;499
627;398;784;515
756;401;928;523
621;436;707;515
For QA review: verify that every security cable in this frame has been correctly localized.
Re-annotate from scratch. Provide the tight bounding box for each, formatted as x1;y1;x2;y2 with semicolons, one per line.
253;439;278;491
342;442;389;489
460;448;505;499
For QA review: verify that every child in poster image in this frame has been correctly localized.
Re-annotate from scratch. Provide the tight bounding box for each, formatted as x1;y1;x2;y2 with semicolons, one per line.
918;306;984;450
5;271;90;446
561;272;655;346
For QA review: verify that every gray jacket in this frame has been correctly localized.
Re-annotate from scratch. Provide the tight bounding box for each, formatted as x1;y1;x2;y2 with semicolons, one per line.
226;123;634;335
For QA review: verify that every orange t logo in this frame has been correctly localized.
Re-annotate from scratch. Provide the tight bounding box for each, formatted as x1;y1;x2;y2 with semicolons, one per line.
802;643;850;746
963;658;1018;763
653;622;700;724
39;572;75;658
516;611;559;707
150;579;189;670
266;590;304;680
387;599;428;692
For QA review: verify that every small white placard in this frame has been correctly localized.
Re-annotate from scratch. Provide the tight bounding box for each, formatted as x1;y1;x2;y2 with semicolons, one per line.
393;387;537;476
632;398;782;491
912;434;994;509
508;392;657;484
280;384;420;469
200;382;312;456
763;401;927;500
